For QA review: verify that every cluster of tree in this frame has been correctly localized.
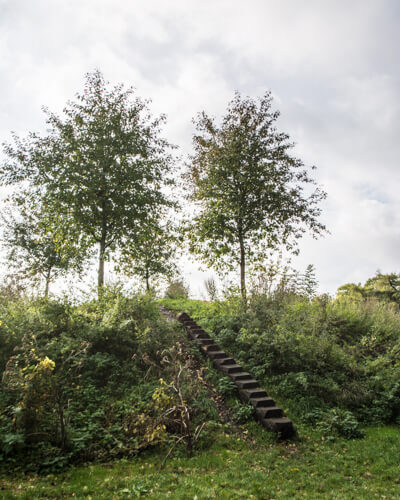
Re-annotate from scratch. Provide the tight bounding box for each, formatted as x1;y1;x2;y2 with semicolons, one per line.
0;71;326;298
338;272;400;305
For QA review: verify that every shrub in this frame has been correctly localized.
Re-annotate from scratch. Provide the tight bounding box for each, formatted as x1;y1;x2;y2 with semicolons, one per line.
232;402;254;424
0;288;209;471
164;280;189;300
178;289;400;428
315;408;365;441
216;376;237;397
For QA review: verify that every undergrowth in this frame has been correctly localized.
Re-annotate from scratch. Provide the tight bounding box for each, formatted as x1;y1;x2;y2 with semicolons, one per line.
161;291;400;435
0;287;219;472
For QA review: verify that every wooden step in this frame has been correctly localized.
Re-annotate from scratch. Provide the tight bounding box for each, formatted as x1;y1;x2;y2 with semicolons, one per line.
229;372;252;381
240;388;268;401
214;357;235;366
261;417;295;438
192;331;210;339
202;344;220;353
176;312;191;323
255;407;283;419
199;338;214;345
249;397;275;408
235;379;259;390
220;364;243;374
188;326;205;333
183;320;197;327
208;351;228;360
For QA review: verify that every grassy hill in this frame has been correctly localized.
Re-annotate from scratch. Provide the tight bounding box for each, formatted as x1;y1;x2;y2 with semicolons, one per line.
1;287;400;498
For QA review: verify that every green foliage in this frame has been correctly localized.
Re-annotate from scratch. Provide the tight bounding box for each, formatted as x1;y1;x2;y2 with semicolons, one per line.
251;259;319;300
118;217;179;291
0;274;26;304
0;288;218;472
216;376;237;397
338;271;400;305
149;344;217;458
1;199;88;296
1;70;175;287
305;408;365;440
232;402;254;424
164;280;189;300
299;264;319;298
185;91;326;298
167;284;400;429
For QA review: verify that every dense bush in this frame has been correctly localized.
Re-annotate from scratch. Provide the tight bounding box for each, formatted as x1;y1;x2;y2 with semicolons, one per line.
163;291;400;428
164;280;189;300
3;281;400;471
232;402;254;424
0;287;217;472
305;408;365;440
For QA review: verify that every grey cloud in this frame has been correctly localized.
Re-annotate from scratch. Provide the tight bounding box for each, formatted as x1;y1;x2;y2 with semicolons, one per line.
1;0;399;294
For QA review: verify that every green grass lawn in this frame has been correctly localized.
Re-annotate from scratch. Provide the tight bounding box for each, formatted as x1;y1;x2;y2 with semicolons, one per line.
1;423;399;499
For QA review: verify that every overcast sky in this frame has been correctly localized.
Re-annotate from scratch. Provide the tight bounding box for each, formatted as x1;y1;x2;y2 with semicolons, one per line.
1;0;399;296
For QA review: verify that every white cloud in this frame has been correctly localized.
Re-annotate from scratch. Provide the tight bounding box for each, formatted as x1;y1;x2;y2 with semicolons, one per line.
0;0;399;295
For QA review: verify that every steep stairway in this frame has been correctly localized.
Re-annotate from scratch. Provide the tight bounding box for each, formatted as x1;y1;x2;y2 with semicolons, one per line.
176;311;296;439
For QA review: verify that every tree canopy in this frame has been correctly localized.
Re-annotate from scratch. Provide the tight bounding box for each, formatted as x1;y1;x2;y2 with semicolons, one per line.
1;70;175;288
118;214;179;291
185;91;326;299
338;272;400;304
1;197;88;297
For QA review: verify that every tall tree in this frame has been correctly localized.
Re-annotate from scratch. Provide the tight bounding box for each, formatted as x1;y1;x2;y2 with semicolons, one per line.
185;91;326;300
1;197;88;297
1;70;175;289
118;216;178;291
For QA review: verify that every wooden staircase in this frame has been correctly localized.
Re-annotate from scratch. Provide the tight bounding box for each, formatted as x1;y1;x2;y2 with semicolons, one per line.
176;311;296;439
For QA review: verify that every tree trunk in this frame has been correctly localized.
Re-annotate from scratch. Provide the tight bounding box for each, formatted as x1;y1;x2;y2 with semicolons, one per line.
98;237;106;289
44;268;51;298
239;236;247;302
145;268;150;292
